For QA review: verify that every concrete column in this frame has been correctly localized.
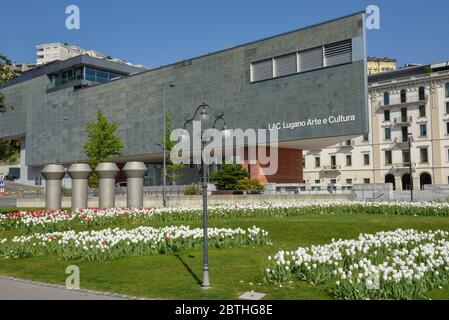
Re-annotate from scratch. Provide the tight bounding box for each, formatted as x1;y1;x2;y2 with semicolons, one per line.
41;164;66;210
68;164;92;210
96;163;119;208
123;162;147;208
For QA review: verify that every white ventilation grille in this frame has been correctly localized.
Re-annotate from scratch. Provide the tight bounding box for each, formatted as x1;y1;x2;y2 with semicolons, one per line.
324;40;352;67
251;59;273;82
298;47;323;72
273;53;297;78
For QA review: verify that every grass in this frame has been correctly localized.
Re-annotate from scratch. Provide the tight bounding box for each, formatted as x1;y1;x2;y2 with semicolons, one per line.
1;213;449;299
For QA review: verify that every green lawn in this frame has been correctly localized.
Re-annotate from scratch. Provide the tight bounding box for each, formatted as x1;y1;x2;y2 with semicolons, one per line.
1;213;449;300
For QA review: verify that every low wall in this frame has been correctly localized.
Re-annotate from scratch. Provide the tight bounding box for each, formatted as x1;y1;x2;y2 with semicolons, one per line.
16;193;356;209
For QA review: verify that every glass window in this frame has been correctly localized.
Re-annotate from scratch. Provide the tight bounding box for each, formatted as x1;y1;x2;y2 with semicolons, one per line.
385;128;391;140
419;87;425;100
420;148;429;163
385;150;392;165
420;124;427;137
446;83;449;98
402;127;409;142
85;68;96;81
364;178;371;184
363;133;369;141
346;155;352;166
384;110;390;121
446;102;449;115
315;180;320;184
346;179;353;185
96;70;109;83
330;155;337;167
403;150;410;164
384;92;390;106
419;105;426;118
401;89;407;103
447;122;449;135
364;154;370;165
315;157;320;168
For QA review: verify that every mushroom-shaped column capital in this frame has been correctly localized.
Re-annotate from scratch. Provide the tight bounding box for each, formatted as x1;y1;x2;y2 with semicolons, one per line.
68;163;92;179
123;162;147;178
41;164;66;180
95;163;120;178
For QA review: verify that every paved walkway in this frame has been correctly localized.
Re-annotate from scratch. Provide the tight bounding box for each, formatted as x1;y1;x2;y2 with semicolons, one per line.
0;276;139;300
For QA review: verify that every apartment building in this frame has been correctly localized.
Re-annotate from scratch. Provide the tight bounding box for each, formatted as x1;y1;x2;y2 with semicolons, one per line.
367;57;397;75
36;43;106;65
304;61;449;191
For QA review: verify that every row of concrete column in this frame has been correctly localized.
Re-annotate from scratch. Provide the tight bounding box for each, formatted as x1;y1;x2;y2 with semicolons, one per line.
41;162;147;211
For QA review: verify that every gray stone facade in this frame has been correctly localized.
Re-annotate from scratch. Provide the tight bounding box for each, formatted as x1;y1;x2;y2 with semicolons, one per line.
0;12;367;167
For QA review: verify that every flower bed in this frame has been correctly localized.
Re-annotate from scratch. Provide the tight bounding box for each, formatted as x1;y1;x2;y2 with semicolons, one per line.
263;229;449;300
1;202;449;233
0;226;270;261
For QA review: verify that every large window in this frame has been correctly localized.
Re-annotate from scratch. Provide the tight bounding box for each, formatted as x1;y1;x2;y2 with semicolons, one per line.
315;157;321;168
420;148;429;163
48;66;123;90
401;89;407;103
384;109;390;121
402;150;410;164
419;87;426;101
446;83;449;98
85;67;121;83
385;150;392;165
346;155;352;166
402;126;409;142
363;154;370;165
384;92;390;106
419;105;426;118
385;128;391;140
420;124;427;137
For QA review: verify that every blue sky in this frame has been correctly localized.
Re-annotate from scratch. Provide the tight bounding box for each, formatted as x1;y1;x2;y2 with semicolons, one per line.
1;0;448;68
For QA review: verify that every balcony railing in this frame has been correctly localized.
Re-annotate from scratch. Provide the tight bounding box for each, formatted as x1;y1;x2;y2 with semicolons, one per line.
322;165;341;172
394;116;413;125
394;162;416;169
379;94;428;108
339;141;354;148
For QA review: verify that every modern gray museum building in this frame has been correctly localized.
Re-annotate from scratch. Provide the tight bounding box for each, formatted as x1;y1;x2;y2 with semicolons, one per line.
0;12;368;186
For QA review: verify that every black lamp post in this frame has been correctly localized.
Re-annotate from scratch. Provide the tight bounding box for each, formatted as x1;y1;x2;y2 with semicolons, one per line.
408;132;413;202
183;103;228;289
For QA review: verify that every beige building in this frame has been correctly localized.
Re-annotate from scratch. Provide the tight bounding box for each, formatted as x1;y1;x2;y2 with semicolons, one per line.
303;61;449;191
36;43;106;65
368;57;397;75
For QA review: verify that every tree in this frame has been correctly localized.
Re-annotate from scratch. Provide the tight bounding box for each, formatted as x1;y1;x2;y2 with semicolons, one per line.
0;139;20;163
83;111;124;186
210;164;249;190
0;54;16;114
163;111;186;185
0;54;19;162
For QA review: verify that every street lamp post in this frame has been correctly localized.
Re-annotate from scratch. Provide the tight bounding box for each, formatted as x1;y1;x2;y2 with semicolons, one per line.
408;132;413;202
183;103;227;289
162;84;175;207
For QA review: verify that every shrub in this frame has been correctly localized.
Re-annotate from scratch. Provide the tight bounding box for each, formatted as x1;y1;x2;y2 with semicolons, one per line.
184;184;202;195
210;164;248;190
235;178;264;192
